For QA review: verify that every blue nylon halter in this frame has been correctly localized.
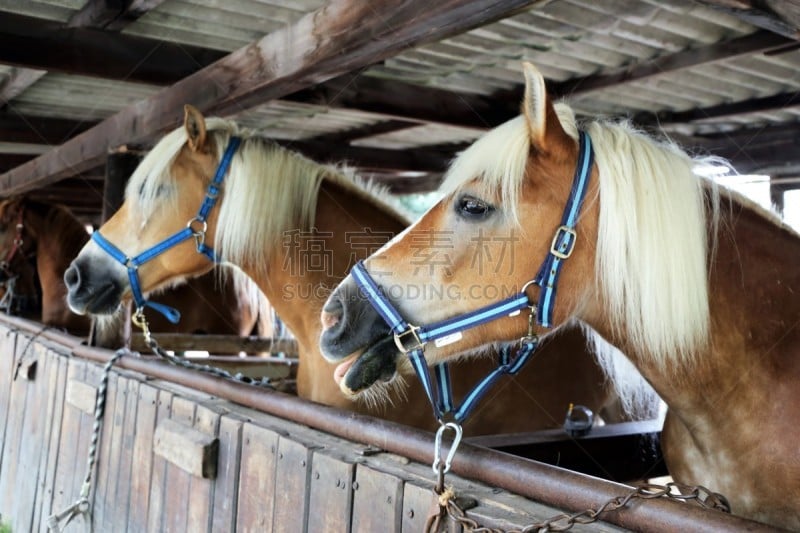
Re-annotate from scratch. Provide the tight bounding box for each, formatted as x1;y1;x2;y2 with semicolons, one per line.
352;131;594;423
91;136;242;324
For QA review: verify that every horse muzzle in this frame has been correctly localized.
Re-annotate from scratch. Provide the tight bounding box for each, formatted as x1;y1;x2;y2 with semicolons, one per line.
64;257;125;315
320;275;404;393
319;275;391;362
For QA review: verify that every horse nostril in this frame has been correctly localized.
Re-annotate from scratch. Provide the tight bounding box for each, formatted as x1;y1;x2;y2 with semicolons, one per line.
64;264;81;290
321;298;343;331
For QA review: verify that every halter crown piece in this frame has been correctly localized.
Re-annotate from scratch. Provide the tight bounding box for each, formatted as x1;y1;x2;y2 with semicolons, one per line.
352;131;594;425
92;136;242;324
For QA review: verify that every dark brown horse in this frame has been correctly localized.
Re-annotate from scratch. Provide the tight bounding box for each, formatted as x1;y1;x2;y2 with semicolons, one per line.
62;105;652;434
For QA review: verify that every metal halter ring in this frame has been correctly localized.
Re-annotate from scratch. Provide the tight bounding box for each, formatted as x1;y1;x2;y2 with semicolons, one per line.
186;217;208;236
520;279;538;305
187;217;208;250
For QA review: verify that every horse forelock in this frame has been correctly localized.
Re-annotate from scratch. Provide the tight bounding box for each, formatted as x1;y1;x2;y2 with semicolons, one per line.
126;117;239;224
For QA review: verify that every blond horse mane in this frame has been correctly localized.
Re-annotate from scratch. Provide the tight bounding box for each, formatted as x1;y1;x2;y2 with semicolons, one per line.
126;117;409;282
438;102;735;407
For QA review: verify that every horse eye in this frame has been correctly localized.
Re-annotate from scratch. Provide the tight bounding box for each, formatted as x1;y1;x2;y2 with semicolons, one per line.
456;195;494;220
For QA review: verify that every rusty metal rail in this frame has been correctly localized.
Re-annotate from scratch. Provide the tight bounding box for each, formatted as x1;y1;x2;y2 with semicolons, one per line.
3;314;773;532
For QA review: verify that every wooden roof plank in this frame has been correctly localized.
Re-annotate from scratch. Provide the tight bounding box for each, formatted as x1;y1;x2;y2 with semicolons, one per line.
67;0;170;30
0;68;46;106
553;30;796;97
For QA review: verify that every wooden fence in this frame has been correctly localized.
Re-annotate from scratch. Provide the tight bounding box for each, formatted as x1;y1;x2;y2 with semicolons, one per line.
0;315;770;532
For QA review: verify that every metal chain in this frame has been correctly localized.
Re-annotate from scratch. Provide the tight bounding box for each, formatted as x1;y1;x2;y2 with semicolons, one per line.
133;309;275;389
427;481;731;533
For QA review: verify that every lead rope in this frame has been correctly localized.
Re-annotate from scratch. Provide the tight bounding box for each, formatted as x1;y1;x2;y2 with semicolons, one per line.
47;309;277;532
47;348;127;533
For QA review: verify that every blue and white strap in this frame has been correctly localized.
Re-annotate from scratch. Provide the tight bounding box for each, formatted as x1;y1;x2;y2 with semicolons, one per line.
352;261;531;347
352;261;538;423
534;131;593;327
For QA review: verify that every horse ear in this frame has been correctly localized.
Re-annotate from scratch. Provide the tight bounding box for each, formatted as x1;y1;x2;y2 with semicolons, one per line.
184;104;208;153
521;62;567;151
1;197;22;223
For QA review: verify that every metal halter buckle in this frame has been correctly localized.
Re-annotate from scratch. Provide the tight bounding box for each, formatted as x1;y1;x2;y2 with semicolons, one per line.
550;225;577;259
393;325;425;354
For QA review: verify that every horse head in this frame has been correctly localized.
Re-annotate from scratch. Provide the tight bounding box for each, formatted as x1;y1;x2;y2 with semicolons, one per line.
320;62;599;371
65;106;228;316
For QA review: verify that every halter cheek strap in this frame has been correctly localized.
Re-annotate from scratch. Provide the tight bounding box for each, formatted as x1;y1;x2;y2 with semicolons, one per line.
352;131;594;424
534;132;594;327
92;136;241;324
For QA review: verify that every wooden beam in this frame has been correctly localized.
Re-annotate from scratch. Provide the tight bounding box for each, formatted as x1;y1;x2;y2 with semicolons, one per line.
0;112;97;145
694;1;800;39
287;30;794;128
286;74;519;130
68;0;169;30
0;68;46;106
0;12;227;85
552;30;795;97
284;140;452;173
691;122;800;173
0;0;546;196
635;90;800;125
305;119;420;144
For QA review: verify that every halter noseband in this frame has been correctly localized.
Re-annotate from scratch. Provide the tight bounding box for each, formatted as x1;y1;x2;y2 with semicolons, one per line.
352;131;594;423
91;136;241;324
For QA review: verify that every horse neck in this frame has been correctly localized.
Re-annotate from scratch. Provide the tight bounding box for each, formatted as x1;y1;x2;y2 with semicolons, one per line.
704;199;800;389
27;206;91;333
239;178;407;405
584;197;800;508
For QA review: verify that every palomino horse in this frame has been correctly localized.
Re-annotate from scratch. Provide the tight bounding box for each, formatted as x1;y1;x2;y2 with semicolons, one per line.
0;197;262;341
319;62;800;528
63;105;646;434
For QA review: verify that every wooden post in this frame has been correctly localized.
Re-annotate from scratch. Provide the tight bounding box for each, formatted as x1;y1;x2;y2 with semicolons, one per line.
102;148;141;221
